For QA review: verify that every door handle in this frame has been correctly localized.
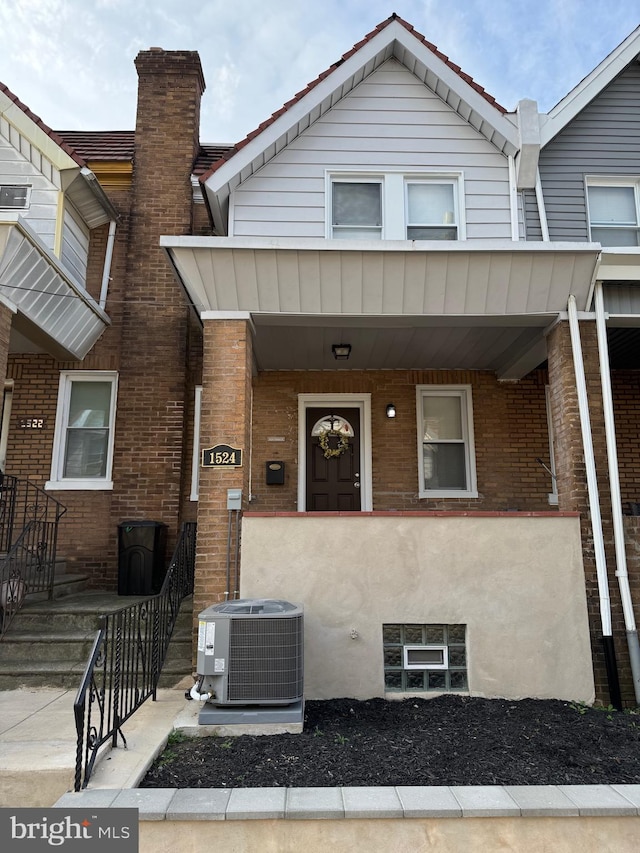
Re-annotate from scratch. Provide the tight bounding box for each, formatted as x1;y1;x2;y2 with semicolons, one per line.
354;482;360;488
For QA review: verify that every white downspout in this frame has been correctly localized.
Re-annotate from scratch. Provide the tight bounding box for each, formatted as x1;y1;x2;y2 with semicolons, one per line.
594;281;640;703
535;169;550;242
99;220;117;310
508;156;519;241
567;295;612;637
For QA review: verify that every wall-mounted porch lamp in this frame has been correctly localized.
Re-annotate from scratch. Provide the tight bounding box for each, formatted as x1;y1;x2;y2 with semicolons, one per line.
386;403;396;418
332;343;352;360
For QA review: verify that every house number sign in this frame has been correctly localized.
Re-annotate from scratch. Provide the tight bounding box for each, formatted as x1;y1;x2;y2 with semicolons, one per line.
202;443;243;468
20;418;45;429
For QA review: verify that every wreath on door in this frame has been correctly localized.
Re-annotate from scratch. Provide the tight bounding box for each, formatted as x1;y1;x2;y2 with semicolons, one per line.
318;428;350;459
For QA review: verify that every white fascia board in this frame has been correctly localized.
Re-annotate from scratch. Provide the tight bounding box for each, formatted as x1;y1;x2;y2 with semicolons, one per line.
0;91;79;172
541;26;640;147
160;234;601;256
204;20;518;198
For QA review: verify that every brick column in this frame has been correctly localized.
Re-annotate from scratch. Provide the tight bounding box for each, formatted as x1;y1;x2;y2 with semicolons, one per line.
547;319;628;702
194;319;253;619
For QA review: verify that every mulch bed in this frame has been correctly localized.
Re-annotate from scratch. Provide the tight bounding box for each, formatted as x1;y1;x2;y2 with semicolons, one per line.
139;695;640;789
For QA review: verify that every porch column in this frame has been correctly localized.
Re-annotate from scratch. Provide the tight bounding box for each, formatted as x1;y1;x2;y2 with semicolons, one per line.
194;318;253;618
546;319;626;703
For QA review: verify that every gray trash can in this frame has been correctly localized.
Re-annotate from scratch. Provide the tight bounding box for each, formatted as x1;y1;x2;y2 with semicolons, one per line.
117;521;167;595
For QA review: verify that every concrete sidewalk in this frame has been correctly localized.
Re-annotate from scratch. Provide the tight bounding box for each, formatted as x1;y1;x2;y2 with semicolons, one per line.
0;684;189;807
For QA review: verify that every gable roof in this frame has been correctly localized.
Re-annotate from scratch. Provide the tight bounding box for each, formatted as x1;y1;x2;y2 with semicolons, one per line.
200;13;520;234
540;24;640;147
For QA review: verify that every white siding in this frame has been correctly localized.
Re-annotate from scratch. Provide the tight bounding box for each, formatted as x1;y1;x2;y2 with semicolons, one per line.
231;60;512;240
0;116;60;253
61;202;89;288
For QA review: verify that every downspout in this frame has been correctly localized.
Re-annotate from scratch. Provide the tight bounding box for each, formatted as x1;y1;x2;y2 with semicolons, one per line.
99;220;117;310
534;169;550;242
594;281;640;704
567;294;622;708
508;156;519;241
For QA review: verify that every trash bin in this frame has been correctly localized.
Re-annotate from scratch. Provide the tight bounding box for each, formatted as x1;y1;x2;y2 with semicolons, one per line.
117;521;168;595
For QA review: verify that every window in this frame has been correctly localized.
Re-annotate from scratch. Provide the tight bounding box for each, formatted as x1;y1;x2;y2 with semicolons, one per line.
47;372;117;490
328;172;464;240
587;180;640;246
406;181;458;240
416;385;477;498
383;623;467;692
0;185;30;209
331;180;382;239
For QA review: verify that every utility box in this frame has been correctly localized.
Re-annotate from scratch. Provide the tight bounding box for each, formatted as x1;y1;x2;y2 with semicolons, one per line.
117;520;167;595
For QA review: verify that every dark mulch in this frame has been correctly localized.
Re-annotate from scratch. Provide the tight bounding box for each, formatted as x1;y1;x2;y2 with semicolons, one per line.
139;695;640;789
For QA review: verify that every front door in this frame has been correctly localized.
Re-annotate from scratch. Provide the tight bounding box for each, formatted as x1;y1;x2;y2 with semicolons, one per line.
306;407;361;511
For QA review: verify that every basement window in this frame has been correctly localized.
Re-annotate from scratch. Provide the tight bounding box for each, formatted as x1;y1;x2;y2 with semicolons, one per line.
383;623;467;692
0;185;30;208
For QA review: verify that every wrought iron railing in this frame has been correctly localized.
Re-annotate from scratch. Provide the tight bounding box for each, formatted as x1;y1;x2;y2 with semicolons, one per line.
73;520;196;791
0;475;66;637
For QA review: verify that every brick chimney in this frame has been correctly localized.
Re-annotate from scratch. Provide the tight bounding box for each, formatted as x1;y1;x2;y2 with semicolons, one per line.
110;50;206;545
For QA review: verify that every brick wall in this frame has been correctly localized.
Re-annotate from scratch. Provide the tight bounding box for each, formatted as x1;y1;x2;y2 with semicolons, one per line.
246;368;554;513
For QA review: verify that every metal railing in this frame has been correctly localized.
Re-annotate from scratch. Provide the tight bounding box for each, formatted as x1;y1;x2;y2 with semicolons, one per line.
0;475;66;637
73;521;196;791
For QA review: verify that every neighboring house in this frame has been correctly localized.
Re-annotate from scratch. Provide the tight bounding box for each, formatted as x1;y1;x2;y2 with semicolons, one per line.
1;14;639;707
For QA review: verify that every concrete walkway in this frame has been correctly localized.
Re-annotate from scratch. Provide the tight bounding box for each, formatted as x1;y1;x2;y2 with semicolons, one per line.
0;683;189;807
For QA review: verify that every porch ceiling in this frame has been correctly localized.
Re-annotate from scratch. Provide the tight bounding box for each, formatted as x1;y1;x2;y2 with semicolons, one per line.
162;238;600;379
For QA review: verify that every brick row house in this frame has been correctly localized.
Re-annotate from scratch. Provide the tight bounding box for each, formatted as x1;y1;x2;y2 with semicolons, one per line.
2;14;640;706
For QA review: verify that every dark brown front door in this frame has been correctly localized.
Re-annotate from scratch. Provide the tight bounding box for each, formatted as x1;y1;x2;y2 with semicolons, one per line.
306;407;361;511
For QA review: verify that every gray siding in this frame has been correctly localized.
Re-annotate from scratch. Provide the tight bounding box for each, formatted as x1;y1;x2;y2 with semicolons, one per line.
231;60;512;241
533;59;640;242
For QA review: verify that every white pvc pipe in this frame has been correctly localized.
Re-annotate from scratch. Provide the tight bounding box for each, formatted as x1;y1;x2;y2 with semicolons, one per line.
567;295;612;636
508;156;519;241
535;170;550;242
594;282;640;702
99;220;117;309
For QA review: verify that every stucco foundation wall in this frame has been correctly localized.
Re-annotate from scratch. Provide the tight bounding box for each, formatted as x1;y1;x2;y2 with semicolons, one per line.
240;514;594;702
140;816;640;853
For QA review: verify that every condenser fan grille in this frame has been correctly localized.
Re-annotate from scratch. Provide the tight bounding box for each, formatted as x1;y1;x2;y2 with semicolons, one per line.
227;615;304;701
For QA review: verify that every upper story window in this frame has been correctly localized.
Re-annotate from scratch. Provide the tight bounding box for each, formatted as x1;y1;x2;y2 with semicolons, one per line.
416;385;477;499
0;185;30;209
328;172;464;241
331;180;382;239
586;180;640;247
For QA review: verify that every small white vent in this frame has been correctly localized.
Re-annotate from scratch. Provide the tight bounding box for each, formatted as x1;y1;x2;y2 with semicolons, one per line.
403;645;448;670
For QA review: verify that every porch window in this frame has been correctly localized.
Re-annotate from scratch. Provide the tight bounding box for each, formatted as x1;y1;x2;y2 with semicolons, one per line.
587;180;640;246
46;371;118;491
331;180;382;239
416;385;477;498
383;623;467;692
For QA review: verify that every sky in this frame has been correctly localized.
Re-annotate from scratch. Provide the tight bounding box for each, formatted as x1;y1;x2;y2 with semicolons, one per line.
0;0;638;145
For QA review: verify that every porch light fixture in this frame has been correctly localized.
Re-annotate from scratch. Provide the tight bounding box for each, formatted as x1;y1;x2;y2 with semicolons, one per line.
332;343;351;361
386;403;396;418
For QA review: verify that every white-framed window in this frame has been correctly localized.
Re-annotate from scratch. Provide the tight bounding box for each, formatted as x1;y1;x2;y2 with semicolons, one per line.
416;385;477;498
586;178;640;246
46;371;118;491
383;623;467;692
331;178;383;239
0;185;30;209
327;171;464;240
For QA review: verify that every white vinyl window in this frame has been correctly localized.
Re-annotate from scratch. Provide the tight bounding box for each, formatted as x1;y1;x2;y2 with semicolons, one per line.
406;181;458;240
416;385;477;498
328;172;464;240
47;371;118;491
331;180;382;239
586;180;640;246
0;185;30;209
